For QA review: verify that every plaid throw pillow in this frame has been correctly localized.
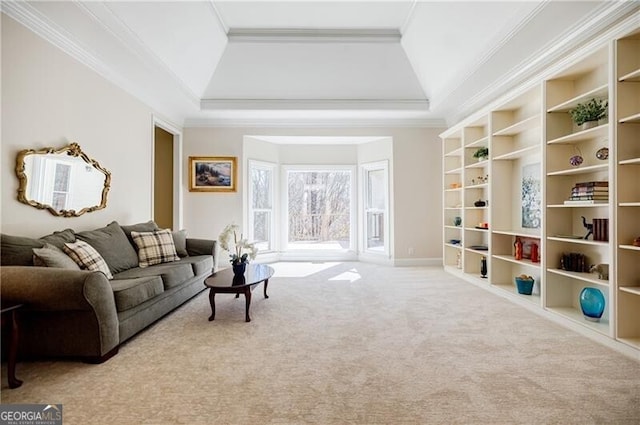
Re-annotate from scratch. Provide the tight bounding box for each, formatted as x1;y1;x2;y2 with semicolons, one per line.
63;240;113;279
131;229;180;268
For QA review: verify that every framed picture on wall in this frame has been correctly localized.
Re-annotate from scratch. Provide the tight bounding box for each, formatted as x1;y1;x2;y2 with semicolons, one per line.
189;156;237;192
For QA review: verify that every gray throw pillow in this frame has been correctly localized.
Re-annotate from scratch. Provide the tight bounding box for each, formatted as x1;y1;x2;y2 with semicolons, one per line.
39;228;76;249
75;221;139;274
120;221;159;247
1;234;44;266
33;243;80;270
172;229;188;257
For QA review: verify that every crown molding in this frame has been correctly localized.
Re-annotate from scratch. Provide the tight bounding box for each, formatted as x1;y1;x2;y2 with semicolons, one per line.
201;98;429;111
183;117;446;129
447;2;640;125
226;28;402;43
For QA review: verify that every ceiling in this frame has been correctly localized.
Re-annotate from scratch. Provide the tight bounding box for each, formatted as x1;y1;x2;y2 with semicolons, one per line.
3;1;638;128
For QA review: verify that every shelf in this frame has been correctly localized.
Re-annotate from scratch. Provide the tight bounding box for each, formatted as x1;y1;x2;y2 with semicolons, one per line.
617;337;640;351
466;136;488;148
465;248;490;255
444;147;463;157
492;254;541;268
465;160;488;169
492;230;541;238
546;124;608;145
492;283;541;304
493;145;539;161
444;224;462;229
547;268;609;286
465;183;488;189
466;227;489;233
547;203;608;208
546;84;608;113
619;202;640;207
619;68;640;82
547;237;608;247
464;207;488;211
619;244;640;252
619;112;640;123
620;286;640;296
546;163;608;176
619;158;640;165
444;187;462;192
492;115;540;136
444;243;463;250
546;306;610;335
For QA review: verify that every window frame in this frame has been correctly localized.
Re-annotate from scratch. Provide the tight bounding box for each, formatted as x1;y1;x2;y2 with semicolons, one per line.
247;159;277;253
361;160;390;257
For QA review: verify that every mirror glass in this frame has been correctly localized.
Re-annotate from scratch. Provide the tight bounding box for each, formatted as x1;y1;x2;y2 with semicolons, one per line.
16;143;111;217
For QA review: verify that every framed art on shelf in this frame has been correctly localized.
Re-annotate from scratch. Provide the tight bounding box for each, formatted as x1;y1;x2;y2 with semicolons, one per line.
189;156;237;192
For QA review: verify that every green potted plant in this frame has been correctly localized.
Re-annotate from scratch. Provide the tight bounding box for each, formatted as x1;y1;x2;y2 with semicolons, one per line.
473;146;489;161
569;98;608;130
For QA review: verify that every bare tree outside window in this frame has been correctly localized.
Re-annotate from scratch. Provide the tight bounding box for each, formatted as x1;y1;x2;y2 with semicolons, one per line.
288;170;351;248
250;166;273;251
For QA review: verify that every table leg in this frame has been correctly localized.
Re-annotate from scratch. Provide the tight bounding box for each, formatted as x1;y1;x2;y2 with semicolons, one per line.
7;310;22;389
264;279;269;299
208;289;216;321
244;288;252;322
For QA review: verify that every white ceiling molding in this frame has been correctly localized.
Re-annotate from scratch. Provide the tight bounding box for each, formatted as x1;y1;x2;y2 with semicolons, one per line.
201;99;429;111
207;0;229;35
399;0;418;36
448;2;640;125
227;28;402;43
184;117;446;129
77;1;201;103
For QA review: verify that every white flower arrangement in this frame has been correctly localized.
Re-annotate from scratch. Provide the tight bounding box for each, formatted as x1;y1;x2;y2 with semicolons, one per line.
218;224;258;265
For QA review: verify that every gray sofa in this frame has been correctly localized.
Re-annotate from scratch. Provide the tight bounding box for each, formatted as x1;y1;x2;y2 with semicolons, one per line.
0;221;216;363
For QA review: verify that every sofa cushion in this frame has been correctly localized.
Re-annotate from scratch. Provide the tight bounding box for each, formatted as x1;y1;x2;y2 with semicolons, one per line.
131;229;180;268
1;234;44;266
172;229;188;257
39;229;76;250
175;255;214;277
33;243;80;270
110;276;164;312
76;221;139;274
113;263;194;290
121;221;159;247
63;240;114;279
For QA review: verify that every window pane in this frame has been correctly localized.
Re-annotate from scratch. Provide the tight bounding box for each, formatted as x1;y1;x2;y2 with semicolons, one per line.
54;164;71;192
367;169;385;210
288;170;350;248
253;211;270;251
52;192;67;210
251;168;272;209
366;211;384;250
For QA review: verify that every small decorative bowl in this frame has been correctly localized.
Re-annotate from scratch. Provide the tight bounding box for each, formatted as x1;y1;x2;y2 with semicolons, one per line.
596;147;609;160
569;155;583;167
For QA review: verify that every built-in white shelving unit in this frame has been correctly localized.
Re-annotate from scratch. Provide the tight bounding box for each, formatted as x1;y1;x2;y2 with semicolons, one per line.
440;18;640;359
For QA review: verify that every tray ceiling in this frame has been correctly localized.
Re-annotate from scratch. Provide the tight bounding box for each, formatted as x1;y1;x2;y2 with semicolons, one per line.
2;1;636;127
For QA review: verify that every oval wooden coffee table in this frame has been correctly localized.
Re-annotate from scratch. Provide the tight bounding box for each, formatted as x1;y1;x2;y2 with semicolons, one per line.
204;263;274;322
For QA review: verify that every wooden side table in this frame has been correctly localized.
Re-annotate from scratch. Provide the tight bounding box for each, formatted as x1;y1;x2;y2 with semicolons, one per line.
1;303;24;388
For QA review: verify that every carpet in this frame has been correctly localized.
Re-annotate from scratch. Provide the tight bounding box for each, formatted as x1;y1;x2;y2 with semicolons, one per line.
2;262;639;424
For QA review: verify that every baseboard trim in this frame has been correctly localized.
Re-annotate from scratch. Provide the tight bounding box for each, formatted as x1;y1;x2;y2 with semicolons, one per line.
394;258;442;267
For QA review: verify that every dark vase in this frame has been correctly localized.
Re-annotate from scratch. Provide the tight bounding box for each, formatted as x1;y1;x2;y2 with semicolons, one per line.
580;287;605;322
480;256;488;278
232;262;247;276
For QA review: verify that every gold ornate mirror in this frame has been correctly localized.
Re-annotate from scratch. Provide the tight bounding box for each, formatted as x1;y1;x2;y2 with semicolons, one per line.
16;142;111;217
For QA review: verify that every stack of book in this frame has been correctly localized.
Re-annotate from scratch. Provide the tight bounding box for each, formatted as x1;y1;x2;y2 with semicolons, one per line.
564;181;608;205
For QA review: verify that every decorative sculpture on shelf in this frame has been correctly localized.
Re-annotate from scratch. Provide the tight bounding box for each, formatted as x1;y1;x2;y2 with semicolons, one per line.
581;216;593;240
589;264;609;280
514;237;523;260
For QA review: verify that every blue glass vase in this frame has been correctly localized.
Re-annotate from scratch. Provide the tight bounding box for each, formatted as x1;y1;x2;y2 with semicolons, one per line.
579;287;605;322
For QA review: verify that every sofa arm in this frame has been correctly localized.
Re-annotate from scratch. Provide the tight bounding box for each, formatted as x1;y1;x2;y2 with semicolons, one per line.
186;238;217;258
0;266;119;359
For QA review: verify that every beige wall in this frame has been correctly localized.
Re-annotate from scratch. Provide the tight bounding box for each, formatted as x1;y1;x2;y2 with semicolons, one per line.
183;127;444;262
1;15;159;237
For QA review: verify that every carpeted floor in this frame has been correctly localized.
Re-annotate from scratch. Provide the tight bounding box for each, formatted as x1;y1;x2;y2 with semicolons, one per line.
2;262;639;424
